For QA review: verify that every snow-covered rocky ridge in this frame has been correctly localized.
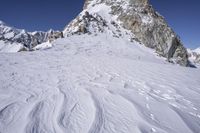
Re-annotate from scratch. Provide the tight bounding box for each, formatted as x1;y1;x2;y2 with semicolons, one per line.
188;47;200;65
0;34;200;133
0;21;63;52
64;0;188;66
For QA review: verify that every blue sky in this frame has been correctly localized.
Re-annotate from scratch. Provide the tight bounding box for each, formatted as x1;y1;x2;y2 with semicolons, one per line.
149;0;200;49
0;0;199;49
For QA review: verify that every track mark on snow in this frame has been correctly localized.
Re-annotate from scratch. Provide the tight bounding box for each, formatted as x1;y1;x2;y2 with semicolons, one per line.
56;77;70;132
26;101;54;133
0;102;21;126
169;105;200;133
115;91;170;133
87;89;105;133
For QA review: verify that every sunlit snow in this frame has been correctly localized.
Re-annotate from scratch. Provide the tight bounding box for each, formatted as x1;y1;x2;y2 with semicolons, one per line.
0;34;200;133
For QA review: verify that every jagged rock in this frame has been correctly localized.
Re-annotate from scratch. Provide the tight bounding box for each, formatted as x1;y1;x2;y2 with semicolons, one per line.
32;30;63;43
65;0;189;66
64;11;108;35
46;30;64;43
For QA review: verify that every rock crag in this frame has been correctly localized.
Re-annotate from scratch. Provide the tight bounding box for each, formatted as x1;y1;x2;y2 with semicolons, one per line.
65;0;189;66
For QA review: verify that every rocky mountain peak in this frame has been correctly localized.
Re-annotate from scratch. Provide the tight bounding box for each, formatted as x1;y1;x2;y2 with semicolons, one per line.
84;0;148;9
65;0;189;66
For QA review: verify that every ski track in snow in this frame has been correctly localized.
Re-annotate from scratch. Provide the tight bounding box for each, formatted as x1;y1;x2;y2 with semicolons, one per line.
0;35;200;133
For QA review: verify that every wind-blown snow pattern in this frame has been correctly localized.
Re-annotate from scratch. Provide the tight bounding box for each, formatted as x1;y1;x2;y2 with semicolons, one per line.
0;34;200;133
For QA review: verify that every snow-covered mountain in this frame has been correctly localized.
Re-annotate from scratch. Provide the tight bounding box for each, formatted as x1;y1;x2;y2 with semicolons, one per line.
0;21;63;52
194;47;200;53
188;47;200;65
0;1;200;133
64;0;188;66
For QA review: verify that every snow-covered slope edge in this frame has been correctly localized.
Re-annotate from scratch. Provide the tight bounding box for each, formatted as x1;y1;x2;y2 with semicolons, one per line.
0;34;200;133
0;21;63;52
64;0;189;66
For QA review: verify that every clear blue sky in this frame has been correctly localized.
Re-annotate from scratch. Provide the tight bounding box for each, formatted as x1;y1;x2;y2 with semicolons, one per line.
0;0;199;49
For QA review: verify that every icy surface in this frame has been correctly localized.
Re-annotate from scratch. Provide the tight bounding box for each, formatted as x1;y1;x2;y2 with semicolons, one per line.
0;34;200;133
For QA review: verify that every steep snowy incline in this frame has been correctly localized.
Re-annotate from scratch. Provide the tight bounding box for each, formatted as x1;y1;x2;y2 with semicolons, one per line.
0;35;200;133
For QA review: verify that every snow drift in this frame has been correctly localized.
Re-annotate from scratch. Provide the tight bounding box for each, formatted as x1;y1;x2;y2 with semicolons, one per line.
0;34;200;133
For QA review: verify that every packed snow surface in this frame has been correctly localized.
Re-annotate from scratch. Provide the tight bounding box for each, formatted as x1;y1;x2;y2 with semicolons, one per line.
0;34;200;133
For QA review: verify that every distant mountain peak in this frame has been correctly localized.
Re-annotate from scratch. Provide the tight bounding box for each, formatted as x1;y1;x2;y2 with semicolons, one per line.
0;20;4;24
187;47;200;65
0;20;63;52
194;47;200;53
0;20;7;26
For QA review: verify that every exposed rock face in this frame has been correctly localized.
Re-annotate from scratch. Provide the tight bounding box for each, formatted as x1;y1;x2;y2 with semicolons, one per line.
0;22;63;51
65;11;108;35
84;0;148;9
32;30;63;43
65;0;189;66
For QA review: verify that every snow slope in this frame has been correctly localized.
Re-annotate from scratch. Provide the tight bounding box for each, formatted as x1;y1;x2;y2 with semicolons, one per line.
0;34;200;133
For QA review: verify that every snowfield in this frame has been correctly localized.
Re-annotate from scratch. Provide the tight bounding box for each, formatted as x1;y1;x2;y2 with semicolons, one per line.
0;34;200;133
